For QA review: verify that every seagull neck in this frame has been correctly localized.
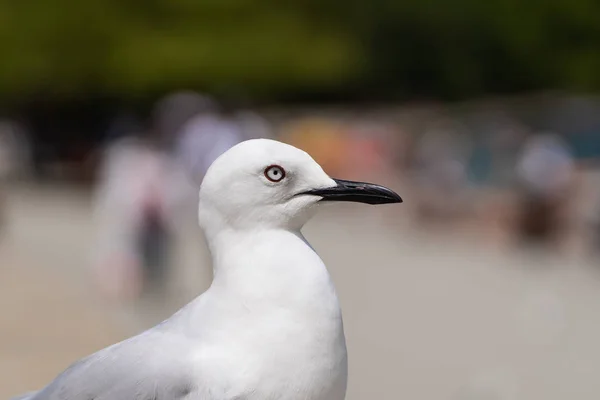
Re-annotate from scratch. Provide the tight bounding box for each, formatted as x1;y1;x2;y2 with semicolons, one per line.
206;227;334;298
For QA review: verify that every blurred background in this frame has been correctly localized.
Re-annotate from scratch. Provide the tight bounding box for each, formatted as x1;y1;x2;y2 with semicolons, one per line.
2;1;600;399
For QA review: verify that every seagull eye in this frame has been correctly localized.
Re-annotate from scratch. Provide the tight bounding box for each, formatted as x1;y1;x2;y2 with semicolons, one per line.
264;165;286;182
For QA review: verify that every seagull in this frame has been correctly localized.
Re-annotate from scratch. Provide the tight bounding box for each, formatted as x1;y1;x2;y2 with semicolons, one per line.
13;139;402;400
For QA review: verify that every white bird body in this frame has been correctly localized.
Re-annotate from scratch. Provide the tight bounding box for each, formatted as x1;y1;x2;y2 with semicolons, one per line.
13;139;401;400
181;230;347;400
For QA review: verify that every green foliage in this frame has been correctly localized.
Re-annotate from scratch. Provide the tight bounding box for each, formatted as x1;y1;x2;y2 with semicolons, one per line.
0;0;599;101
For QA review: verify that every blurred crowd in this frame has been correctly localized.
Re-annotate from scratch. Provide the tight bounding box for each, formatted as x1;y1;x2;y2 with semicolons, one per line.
2;92;600;302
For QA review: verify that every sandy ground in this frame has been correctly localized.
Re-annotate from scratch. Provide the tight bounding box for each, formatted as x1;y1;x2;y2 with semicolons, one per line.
2;184;600;399
0;186;125;398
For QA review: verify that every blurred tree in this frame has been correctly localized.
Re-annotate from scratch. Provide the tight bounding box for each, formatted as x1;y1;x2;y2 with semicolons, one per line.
0;0;361;101
0;0;599;102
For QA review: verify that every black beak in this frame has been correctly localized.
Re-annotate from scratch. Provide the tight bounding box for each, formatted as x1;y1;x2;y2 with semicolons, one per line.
300;179;403;205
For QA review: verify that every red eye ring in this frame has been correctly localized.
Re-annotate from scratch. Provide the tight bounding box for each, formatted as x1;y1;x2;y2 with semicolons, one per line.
264;165;286;182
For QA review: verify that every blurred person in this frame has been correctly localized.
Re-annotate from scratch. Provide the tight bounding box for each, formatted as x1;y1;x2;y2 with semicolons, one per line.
92;130;190;301
515;132;575;248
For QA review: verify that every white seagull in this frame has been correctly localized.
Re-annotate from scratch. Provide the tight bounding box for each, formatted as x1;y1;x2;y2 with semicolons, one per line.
13;139;402;400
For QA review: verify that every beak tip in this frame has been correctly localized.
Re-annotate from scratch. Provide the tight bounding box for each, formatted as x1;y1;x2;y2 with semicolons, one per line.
378;192;403;205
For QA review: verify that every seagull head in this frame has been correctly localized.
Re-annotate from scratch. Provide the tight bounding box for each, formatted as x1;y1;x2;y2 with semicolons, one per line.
198;139;402;233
